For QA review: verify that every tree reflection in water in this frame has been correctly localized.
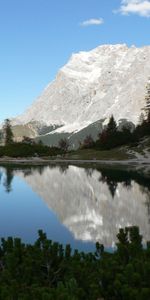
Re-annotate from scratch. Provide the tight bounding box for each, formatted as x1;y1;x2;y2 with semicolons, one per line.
3;168;14;193
98;167;150;221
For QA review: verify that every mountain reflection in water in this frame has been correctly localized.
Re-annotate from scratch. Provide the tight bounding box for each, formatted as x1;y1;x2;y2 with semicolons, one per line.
0;164;150;248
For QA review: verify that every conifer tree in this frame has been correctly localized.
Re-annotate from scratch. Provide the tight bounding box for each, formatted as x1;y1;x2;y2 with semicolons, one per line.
139;112;145;125
0;130;2;144
58;138;69;152
83;134;94;148
3;119;14;145
106;115;117;135
143;77;150;122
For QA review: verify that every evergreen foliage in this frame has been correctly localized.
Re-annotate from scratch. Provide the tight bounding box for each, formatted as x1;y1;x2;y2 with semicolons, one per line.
106;115;117;135
22;136;35;144
147;110;150;124
80;135;94;149
0;226;149;299
0;130;2;144
86;82;150;151
3;119;14;145
58;138;70;153
143;77;150;118
95;115;134;150
0;142;63;158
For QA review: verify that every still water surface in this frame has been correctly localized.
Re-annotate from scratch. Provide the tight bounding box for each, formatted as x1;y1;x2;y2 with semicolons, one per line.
0;164;150;251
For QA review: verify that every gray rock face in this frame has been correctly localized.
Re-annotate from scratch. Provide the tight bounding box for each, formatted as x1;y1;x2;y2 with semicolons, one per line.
14;44;150;135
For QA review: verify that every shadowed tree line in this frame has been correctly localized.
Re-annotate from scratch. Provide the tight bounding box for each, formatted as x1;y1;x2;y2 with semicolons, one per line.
80;111;150;150
1;114;149;155
80;80;150;150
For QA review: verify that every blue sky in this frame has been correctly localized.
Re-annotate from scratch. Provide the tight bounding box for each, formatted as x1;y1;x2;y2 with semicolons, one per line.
0;0;150;121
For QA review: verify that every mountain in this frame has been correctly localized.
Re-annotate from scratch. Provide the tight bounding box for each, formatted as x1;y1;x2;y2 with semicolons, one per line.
13;44;150;147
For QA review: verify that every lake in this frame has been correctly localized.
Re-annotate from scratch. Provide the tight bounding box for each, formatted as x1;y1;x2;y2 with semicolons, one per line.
0;163;150;252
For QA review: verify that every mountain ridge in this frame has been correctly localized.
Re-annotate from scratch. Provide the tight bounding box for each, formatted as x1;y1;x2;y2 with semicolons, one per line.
12;44;150;146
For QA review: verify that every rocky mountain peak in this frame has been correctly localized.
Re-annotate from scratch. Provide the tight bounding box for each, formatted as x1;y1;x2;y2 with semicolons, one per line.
12;44;150;144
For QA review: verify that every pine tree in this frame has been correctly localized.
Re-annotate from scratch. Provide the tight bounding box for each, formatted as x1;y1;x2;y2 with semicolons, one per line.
58;138;69;152
106;115;117;135
83;135;94;148
3;119;14;145
0;130;2;144
147;110;150;124
143;77;150;122
138;112;145;125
